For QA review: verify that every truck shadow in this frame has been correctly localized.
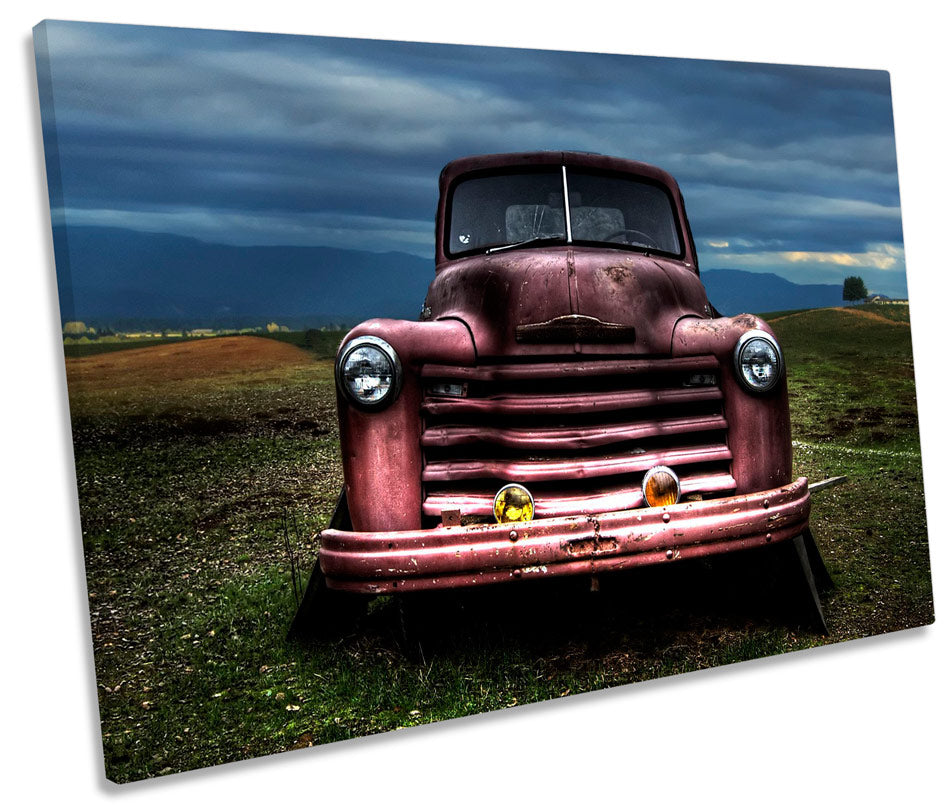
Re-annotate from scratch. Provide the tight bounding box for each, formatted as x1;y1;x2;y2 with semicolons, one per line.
345;546;828;664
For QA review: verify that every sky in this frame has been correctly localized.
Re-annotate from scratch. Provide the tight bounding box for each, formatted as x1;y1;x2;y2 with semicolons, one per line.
35;19;908;296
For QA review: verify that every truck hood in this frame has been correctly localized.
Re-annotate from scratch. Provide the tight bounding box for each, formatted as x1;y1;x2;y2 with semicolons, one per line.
424;246;710;357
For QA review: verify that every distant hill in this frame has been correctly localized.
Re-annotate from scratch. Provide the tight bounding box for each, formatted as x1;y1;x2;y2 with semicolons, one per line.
701;268;843;316
53;227;846;327
55;226;434;328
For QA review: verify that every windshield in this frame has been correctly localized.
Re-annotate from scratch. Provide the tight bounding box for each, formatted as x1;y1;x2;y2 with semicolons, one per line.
446;167;682;256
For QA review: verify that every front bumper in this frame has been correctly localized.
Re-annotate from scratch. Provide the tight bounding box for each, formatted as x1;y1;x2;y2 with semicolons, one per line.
319;477;811;593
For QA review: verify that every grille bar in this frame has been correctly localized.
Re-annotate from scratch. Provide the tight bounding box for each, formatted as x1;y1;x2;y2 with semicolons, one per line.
424;385;721;418
422;442;732;483
424;472;738;519
422;355;719;382
422;414;728;451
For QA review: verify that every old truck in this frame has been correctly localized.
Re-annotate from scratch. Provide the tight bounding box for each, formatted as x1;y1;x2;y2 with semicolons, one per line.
292;150;831;641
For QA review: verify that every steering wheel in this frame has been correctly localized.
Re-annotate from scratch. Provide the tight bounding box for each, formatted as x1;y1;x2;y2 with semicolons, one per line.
603;228;658;249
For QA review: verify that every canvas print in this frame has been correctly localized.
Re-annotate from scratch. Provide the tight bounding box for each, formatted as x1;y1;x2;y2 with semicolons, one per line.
34;19;934;783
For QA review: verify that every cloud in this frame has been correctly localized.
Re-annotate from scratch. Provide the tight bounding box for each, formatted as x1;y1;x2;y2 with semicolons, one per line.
55;205;434;255
781;243;904;270
38;20;907;294
703;242;907;297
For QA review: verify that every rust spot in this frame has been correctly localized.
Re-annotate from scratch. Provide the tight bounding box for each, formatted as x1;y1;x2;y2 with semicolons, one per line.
603;265;632;283
587;515;601;536
564;534;618;557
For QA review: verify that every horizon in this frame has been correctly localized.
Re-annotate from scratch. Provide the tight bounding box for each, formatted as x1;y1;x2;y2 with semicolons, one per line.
52;225;886;331
36;20;909;306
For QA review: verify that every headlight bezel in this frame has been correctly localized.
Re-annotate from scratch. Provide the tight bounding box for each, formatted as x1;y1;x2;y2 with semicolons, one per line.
733;329;784;394
336;335;403;410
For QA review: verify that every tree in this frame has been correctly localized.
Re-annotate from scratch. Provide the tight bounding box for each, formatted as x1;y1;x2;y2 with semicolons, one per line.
63;320;88;336
843;276;868;303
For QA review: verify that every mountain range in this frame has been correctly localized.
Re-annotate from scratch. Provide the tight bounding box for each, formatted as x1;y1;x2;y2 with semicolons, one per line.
55;226;433;329
700;267;844;316
53;226;845;328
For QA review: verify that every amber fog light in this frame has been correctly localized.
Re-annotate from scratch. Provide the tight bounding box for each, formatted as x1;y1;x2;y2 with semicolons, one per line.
642;466;680;508
493;483;535;523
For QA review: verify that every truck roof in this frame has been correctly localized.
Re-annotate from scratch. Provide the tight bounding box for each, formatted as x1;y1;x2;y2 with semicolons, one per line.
439;151;682;193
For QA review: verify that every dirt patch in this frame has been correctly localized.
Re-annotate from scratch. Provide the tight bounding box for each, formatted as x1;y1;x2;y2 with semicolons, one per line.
770;307;898;326
66;336;314;392
831;307;897;325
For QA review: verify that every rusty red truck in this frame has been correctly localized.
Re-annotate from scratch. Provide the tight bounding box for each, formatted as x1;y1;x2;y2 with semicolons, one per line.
292;151;830;640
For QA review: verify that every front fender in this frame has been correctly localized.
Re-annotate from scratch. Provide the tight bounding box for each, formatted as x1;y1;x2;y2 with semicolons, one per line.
337;318;476;532
672;314;792;493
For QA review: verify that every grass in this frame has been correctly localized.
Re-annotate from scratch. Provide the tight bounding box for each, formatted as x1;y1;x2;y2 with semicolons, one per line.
68;309;933;782
264;329;348;359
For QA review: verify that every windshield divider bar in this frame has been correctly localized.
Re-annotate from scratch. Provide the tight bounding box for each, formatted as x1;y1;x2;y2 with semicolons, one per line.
561;165;573;244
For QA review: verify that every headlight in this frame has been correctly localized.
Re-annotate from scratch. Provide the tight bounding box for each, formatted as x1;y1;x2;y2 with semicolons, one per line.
336;336;402;408
733;330;783;393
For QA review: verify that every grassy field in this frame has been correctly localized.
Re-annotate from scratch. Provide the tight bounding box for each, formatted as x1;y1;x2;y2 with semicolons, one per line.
67;308;933;782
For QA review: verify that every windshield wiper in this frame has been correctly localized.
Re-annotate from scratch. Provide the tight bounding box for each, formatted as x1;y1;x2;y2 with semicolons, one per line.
485;235;564;254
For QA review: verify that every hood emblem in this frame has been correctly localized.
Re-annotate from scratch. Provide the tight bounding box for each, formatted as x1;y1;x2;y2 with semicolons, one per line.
515;314;636;344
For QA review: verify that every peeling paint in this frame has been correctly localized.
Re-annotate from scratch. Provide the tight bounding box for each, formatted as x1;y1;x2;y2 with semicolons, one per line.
603;265;632;283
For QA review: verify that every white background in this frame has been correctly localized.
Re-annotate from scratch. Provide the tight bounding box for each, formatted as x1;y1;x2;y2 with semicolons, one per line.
4;2;946;809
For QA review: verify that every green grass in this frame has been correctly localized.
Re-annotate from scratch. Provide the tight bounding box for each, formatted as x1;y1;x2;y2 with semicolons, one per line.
70;317;934;782
853;303;911;322
259;329;348;359
777;308;920;454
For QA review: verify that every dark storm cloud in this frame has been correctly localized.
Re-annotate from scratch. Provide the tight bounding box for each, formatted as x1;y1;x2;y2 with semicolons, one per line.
38;20;906;291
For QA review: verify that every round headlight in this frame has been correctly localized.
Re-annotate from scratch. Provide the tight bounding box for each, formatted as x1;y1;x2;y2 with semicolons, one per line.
733;330;783;393
337;336;402;408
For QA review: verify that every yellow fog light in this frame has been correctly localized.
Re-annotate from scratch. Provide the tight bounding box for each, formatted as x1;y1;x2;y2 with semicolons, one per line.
493;483;535;523
642;466;680;508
